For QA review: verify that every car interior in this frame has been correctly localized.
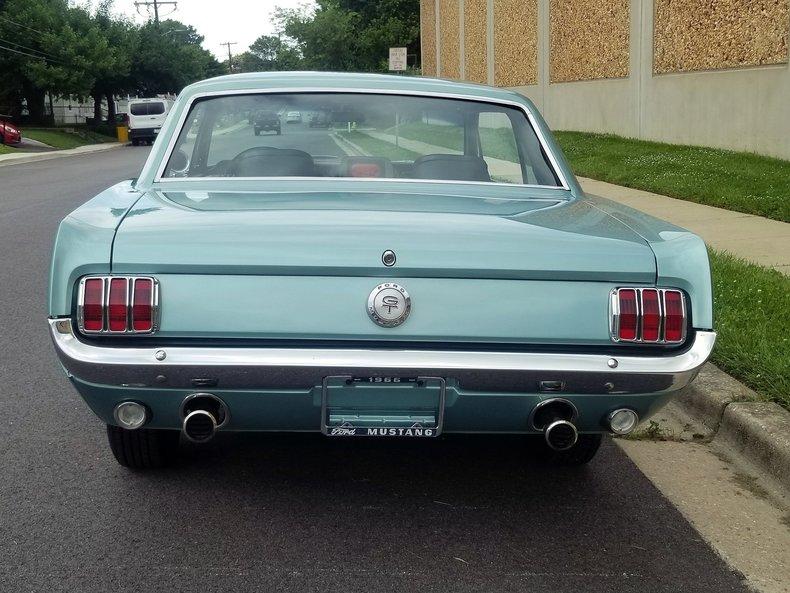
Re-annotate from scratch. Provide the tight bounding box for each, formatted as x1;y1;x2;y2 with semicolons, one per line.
207;149;492;181
165;93;561;186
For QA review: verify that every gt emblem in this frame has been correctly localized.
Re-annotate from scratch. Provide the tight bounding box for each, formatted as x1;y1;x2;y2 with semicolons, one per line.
367;283;411;327
381;295;399;313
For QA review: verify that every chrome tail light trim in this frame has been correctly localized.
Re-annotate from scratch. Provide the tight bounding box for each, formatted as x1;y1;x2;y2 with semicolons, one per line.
610;287;687;344
76;276;160;336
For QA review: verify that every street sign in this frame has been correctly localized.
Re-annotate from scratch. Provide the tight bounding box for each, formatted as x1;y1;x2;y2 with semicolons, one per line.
388;47;407;71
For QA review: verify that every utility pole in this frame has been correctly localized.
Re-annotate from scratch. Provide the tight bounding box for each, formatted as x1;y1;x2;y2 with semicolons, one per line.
222;41;238;72
134;0;178;26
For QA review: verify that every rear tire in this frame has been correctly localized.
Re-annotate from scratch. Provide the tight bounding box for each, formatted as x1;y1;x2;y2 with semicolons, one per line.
107;425;180;469
131;138;139;146
532;434;603;466
254;129;260;136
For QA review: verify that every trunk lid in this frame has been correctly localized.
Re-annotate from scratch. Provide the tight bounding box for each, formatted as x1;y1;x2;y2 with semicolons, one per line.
112;190;655;282
109;190;655;345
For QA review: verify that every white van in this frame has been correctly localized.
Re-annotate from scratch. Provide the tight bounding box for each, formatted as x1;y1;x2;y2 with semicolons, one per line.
127;98;173;145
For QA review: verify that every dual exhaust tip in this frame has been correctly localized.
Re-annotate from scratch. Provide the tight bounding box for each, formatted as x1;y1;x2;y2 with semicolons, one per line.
530;399;638;451
115;395;638;449
181;393;229;443
112;394;229;443
531;399;580;451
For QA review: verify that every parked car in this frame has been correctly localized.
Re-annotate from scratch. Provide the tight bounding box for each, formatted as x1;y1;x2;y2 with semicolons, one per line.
0;115;21;145
48;72;715;469
285;111;302;123
127;98;173;145
308;112;330;128
253;110;281;135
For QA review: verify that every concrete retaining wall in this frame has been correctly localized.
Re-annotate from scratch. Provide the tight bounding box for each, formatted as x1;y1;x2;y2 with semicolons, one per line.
422;0;790;160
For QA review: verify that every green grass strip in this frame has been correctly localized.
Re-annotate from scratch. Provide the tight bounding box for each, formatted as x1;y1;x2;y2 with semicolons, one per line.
24;127;115;150
555;131;790;222
709;249;789;410
337;130;421;161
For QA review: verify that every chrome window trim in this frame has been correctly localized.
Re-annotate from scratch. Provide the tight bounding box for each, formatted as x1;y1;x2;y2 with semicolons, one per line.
76;276;160;336
151;87;570;190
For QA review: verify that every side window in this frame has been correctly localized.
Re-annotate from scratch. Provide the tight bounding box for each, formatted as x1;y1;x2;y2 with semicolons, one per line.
478;112;524;184
148;102;165;115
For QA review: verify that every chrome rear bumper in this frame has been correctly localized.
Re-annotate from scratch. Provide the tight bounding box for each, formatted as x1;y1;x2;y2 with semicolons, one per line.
49;319;715;395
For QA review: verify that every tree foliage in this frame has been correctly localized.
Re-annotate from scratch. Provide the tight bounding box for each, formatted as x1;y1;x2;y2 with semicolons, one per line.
235;0;421;74
0;0;221;123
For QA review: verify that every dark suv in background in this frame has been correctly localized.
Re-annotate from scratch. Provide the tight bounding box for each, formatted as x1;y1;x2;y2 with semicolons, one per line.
254;111;281;135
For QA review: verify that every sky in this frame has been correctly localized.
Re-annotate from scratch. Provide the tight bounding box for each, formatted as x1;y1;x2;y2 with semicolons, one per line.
111;0;314;60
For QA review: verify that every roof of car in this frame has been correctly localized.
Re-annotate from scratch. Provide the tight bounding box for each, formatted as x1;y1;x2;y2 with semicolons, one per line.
179;71;532;108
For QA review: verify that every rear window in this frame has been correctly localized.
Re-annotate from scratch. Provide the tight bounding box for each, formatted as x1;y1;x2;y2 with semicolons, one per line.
130;102;165;116
161;92;561;186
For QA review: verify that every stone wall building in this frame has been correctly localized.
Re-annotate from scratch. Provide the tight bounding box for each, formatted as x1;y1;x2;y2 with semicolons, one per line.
421;0;790;159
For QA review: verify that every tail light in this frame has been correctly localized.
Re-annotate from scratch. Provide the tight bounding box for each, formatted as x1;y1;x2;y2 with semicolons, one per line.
610;287;687;344
77;276;159;335
81;278;104;332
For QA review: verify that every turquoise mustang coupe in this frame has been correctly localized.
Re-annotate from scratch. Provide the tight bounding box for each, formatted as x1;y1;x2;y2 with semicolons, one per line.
48;72;715;469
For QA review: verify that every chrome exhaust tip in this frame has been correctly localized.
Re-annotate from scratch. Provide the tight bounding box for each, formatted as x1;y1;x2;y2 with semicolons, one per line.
183;409;218;443
544;419;579;451
180;393;229;443
529;398;578;431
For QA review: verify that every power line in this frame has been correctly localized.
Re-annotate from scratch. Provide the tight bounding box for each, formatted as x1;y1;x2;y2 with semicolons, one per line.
134;0;178;26
0;37;65;63
221;41;237;72
0;43;60;63
0;15;50;39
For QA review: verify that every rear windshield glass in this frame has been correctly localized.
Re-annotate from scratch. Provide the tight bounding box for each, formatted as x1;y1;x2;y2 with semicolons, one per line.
131;102;165;116
161;93;561;186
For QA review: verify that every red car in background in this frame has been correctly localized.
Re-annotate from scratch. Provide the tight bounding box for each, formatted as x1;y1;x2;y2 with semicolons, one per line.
0;116;22;145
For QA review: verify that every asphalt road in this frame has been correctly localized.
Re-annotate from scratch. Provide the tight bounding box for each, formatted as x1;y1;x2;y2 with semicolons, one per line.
208;116;346;163
0;146;750;592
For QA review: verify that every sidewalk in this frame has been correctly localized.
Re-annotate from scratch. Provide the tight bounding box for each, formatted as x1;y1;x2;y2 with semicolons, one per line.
579;177;790;274
0;142;123;167
363;130;522;180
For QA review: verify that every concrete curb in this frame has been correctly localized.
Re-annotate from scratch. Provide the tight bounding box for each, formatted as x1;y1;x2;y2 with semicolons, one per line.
0;142;124;167
718;403;790;489
677;363;790;491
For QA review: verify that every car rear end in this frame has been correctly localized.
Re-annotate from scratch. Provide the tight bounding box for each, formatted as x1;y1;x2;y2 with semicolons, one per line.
48;76;715;468
0;118;21;144
254;111;281;135
49;187;715;463
127;99;170;145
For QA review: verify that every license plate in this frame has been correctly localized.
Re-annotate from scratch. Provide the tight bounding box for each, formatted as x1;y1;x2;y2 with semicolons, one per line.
321;375;446;438
327;425;438;438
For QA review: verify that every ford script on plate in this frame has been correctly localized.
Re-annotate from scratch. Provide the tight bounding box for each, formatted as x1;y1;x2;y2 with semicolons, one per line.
328;425;438;437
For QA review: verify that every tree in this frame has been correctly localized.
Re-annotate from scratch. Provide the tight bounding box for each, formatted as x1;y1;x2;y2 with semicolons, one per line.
0;1;222;124
235;35;303;73
272;0;420;72
129;19;222;96
90;1;136;122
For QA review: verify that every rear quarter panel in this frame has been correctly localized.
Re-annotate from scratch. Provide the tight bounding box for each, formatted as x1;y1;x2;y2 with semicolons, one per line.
585;194;713;330
48;180;144;316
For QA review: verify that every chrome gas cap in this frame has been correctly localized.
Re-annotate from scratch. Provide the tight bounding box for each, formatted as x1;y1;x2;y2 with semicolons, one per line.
367;283;411;328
